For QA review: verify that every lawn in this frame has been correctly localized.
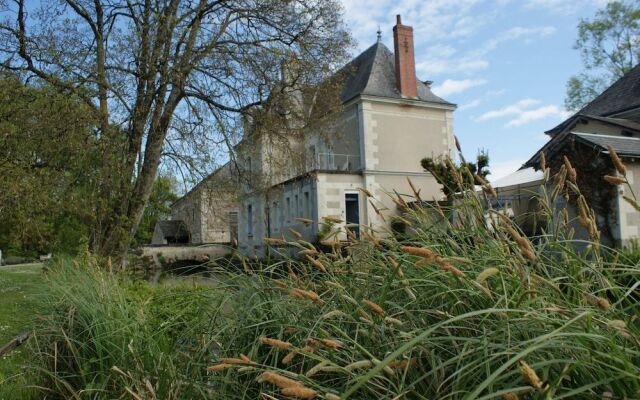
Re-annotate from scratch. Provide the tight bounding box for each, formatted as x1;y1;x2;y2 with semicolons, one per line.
0;263;45;399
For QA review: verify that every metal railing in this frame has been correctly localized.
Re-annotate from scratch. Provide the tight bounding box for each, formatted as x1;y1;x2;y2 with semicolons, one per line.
309;153;361;171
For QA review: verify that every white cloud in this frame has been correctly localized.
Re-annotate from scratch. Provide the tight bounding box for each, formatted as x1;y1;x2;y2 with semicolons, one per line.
525;0;613;15
480;26;556;54
505;105;571;127
476;98;570;127
432;79;488;96
416;57;489;77
459;99;482;110
339;0;488;50
476;98;541;121
487;89;507;97
416;25;555;78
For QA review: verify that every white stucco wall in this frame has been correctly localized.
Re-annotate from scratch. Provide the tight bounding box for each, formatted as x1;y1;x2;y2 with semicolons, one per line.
616;160;640;245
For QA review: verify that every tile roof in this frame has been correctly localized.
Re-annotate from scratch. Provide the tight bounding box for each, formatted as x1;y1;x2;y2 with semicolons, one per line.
573;132;640;157
338;42;453;105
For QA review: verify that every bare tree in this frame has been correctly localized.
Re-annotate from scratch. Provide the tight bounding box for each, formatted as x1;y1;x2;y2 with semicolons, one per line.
0;0;351;257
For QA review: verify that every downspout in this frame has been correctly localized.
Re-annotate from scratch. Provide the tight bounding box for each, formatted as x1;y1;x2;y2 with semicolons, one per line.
615;184;624;247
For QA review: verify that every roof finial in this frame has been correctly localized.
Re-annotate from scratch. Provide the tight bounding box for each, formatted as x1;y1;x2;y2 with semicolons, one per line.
377;25;382;42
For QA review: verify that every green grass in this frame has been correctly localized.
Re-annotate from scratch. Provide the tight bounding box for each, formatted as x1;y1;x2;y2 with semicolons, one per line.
18;163;640;399
0;263;45;399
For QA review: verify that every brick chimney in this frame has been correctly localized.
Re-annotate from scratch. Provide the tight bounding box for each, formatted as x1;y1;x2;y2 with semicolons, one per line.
393;15;417;98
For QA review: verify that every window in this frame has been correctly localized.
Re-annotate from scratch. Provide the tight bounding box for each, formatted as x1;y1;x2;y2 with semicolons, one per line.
247;204;253;237
272;202;279;230
295;194;299;218
286;197;291;222
304;192;310;217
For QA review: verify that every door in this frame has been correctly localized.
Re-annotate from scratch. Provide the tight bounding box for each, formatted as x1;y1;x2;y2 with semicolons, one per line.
345;193;360;238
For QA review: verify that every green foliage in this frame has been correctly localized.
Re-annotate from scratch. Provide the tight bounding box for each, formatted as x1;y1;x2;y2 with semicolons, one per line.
27;257;221;399
566;1;640;111
23;164;640;399
0;76;97;256
133;176;180;246
421;150;490;199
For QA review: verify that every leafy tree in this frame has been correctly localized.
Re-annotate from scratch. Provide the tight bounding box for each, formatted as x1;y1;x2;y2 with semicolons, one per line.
134;176;180;246
566;1;640;111
421;150;490;200
0;75;98;256
0;0;351;258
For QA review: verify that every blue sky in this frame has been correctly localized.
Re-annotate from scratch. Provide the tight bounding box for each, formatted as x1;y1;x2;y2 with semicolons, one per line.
340;0;612;181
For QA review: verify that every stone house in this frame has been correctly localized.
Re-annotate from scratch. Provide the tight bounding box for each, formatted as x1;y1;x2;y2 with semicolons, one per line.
494;64;640;246
156;161;239;245
161;16;456;256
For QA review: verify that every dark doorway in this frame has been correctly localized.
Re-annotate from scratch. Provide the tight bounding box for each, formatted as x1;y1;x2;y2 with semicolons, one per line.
345;193;360;238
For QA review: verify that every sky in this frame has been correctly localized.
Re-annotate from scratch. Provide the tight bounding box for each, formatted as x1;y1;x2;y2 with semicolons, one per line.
339;0;612;181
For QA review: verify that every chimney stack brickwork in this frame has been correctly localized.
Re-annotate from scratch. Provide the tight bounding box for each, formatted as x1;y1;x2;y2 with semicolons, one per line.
392;15;418;98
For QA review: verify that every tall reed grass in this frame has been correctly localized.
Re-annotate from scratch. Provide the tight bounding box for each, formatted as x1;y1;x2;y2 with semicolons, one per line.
27;158;640;399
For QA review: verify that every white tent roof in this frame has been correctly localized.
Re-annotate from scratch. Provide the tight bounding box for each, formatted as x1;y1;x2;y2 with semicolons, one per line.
491;167;543;189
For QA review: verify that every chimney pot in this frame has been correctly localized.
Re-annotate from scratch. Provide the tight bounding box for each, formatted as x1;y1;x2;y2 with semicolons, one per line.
392;15;418;98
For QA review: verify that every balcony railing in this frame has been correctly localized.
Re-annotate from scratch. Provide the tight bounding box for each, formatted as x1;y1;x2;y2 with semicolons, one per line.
309;153;361;171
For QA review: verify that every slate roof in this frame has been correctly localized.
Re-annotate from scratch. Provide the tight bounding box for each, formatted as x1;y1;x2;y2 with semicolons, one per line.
156;220;189;239
338;42;453;105
548;64;640;134
525;114;640;168
579;64;640;117
573;132;640;157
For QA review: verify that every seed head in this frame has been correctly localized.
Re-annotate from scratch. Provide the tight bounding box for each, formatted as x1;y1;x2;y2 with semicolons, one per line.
322;216;343;224
585;293;611;311
257;371;302;389
219;356;255;365
400;246;436;262
295;217;314;225
604;175;626;185
259;337;293;350
316;338;342;349
290;288;322;303
207;363;232;372
362;299;385;316
563;156;577;183
358;187;373;197
476;267;499;284
289;228;303;239
406;177;422;201
280;385;317;399
608;145;626;176
519;360;544;391
345;360;374;371
264;237;287;245
435;256;466;277
305;255;327;273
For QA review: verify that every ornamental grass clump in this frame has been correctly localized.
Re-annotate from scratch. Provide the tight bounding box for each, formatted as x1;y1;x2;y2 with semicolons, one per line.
27;159;640;399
